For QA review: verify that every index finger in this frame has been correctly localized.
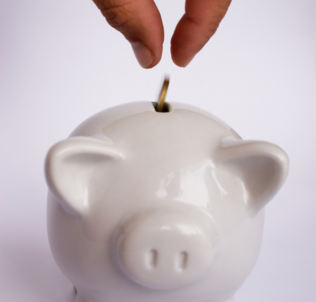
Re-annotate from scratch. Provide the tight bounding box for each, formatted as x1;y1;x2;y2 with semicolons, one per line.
171;0;232;67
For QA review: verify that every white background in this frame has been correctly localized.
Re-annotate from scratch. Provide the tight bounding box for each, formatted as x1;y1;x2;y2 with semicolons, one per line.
1;0;315;301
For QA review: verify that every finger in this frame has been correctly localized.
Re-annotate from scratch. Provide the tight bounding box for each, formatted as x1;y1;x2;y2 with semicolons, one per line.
93;0;164;68
171;0;231;67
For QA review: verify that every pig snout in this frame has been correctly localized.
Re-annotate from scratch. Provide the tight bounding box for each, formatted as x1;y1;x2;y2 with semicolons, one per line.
114;208;217;290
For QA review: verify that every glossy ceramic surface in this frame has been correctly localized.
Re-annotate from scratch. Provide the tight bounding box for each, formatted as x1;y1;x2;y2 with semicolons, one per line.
45;101;289;302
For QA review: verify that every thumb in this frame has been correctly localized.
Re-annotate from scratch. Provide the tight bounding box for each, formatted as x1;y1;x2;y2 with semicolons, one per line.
93;0;164;68
171;0;232;67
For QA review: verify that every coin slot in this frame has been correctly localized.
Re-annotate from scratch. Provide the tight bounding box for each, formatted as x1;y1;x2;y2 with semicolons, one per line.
152;102;170;112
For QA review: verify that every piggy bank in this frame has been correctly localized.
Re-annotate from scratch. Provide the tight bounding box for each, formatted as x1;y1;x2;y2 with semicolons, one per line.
45;101;288;302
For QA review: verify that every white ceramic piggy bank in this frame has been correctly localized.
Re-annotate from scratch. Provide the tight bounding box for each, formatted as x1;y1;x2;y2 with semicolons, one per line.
45;101;288;302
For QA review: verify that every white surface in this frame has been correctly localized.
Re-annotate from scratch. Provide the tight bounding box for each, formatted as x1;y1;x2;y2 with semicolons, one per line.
0;0;315;301
45;102;288;301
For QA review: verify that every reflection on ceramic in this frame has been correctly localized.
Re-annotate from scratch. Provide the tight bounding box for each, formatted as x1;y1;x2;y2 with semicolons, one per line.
45;101;289;302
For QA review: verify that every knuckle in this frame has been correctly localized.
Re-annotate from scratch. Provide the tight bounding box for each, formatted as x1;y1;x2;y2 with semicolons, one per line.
213;0;232;21
217;0;232;10
184;15;217;41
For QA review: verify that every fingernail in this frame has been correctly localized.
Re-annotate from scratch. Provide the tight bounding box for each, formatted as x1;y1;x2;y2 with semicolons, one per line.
131;42;154;68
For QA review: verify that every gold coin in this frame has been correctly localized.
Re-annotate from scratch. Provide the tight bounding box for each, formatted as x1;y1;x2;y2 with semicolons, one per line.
157;76;170;112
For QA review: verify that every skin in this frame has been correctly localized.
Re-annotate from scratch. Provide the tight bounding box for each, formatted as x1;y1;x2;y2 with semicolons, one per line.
92;0;232;68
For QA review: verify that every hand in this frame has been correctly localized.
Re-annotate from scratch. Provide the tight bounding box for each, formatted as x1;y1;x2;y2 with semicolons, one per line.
92;0;232;68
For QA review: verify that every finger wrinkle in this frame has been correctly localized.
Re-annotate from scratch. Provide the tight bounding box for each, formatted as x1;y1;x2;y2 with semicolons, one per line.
183;13;202;27
99;3;134;30
94;0;133;11
216;0;232;11
183;14;218;40
98;1;133;10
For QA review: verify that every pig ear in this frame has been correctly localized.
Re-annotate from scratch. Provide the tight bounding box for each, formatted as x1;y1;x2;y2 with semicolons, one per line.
45;136;124;216
215;139;289;214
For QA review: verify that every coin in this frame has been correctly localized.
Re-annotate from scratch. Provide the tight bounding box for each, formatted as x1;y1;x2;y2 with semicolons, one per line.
157;76;170;112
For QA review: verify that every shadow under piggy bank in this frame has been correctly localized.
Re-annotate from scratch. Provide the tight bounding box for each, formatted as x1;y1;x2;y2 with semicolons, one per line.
2;238;75;302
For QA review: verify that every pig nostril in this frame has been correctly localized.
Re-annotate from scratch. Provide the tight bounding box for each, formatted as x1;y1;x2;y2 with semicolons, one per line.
147;249;158;269
177;251;188;271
